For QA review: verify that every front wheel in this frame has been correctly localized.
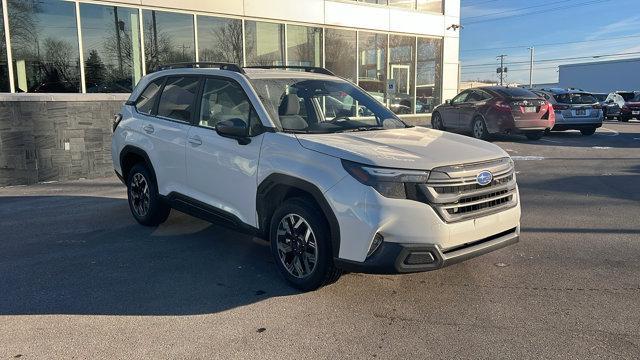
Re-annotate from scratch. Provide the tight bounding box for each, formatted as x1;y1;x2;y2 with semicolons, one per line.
269;198;342;291
524;131;544;140
580;127;597;136
471;117;489;140
431;112;445;130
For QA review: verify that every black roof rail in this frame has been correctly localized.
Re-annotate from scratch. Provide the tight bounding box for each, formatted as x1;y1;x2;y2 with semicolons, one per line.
155;62;245;74
244;65;335;76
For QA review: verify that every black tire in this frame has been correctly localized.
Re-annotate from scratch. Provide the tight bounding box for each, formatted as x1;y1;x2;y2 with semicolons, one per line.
471;117;489;140
524;131;544;140
431;112;445;131
269;197;342;291
580;127;597;136
605;116;613;120
620;116;630;122
126;163;171;226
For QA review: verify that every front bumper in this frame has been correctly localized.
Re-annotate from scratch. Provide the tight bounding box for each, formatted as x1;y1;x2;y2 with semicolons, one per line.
335;227;519;274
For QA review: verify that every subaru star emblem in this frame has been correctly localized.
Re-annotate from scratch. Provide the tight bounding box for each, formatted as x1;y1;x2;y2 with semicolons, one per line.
476;171;493;186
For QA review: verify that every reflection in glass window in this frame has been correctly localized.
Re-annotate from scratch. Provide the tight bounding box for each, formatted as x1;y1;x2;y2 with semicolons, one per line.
358;31;387;102
416;37;442;113
286;25;322;67
197;15;243;65
325;29;356;82
417;0;443;13
244;20;284;66
388;35;415;115
143;10;195;72
388;0;416;9
80;4;142;93
135;78;164;115
0;5;9;92
9;0;80;93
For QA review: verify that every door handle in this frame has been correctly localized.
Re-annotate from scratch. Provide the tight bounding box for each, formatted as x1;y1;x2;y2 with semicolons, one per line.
142;124;154;134
188;136;202;146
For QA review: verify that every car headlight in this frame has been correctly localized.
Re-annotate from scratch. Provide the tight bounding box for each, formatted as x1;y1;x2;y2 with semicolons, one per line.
341;160;430;199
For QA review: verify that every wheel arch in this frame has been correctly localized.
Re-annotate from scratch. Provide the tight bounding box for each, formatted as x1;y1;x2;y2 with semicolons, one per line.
257;173;341;258
119;145;157;183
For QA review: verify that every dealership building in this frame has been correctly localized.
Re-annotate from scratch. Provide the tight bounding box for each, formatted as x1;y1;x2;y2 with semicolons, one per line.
0;0;460;185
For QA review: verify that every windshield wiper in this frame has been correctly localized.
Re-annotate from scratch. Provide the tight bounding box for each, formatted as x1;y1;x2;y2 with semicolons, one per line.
336;126;386;133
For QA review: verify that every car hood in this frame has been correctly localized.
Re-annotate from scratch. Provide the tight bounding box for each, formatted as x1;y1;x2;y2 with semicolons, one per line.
295;127;510;170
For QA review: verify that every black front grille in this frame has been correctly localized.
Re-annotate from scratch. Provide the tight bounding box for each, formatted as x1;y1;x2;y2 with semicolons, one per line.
447;190;513;215
433;174;513;194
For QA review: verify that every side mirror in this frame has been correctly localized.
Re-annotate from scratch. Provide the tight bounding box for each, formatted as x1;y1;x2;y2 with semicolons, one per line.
445;99;451;105
215;118;251;145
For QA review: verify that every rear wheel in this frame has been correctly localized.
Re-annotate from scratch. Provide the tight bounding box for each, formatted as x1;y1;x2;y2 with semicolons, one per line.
580;127;597;136
269;198;342;291
126;163;171;226
524;131;544;140
620;116;630;122
431;112;445;130
471;117;489;140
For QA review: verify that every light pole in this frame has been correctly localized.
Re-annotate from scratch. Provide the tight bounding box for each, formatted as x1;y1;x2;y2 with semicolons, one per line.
497;54;507;86
528;46;535;88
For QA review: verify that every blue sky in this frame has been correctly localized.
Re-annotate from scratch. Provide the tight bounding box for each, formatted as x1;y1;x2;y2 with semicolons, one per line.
460;0;640;85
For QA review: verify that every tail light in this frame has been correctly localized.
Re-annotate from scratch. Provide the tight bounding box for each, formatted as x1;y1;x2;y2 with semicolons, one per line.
548;104;555;124
112;113;123;132
493;100;512;112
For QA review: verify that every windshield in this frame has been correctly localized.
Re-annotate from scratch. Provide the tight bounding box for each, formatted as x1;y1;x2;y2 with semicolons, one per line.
554;93;597;104
249;77;407;134
494;87;538;98
618;92;636;101
633;93;640;102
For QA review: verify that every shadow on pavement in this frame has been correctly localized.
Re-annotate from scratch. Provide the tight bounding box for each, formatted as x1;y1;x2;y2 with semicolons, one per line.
0;195;298;316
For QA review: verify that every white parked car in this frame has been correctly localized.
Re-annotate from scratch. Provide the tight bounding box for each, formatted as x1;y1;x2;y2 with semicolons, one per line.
111;63;521;290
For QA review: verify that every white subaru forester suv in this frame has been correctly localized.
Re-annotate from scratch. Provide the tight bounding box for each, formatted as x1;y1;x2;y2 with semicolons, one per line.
112;63;521;291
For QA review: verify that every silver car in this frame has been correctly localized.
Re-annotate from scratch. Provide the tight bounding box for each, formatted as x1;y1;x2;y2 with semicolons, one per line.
532;89;603;136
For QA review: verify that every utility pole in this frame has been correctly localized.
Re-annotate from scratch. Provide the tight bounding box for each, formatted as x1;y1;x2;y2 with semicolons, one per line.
497;54;507;86
528;46;535;88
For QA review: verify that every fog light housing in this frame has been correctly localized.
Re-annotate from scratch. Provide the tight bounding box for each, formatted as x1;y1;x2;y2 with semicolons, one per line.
367;233;384;257
404;251;435;265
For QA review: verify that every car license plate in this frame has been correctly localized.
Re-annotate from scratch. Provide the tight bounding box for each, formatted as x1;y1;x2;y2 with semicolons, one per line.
523;106;536;113
633;111;640;115
576;109;587;116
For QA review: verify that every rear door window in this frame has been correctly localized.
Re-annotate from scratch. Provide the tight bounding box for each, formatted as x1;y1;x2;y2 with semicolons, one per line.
135;78;165;115
157;77;200;122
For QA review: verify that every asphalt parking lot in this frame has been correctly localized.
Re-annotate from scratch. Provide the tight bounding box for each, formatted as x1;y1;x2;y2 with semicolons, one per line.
1;121;639;359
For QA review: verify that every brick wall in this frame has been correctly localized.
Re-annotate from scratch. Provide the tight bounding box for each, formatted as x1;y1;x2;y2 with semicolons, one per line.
0;94;128;186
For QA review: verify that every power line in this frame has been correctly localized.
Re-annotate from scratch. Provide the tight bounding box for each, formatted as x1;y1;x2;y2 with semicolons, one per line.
461;51;640;68
461;34;640;53
463;0;611;25
464;0;575;20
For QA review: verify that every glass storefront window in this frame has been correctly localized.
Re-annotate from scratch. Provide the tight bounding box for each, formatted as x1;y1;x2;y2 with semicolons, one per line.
387;0;416;9
197;15;243;65
358;31;387;103
359;0;388;4
143;10;195;72
388;35;415;114
286;25;322;67
0;4;9;92
9;0;80;93
416;37;442;114
417;0;443;13
80;4;142;93
325;29;356;82
244;20;284;66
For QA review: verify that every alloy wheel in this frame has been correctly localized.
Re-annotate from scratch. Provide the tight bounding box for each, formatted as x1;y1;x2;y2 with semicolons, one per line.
473;120;484;138
129;173;150;217
276;214;318;278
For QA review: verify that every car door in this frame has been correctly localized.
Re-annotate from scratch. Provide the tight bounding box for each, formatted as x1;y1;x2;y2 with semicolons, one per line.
458;90;488;129
136;76;198;196
185;76;264;228
441;90;470;128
